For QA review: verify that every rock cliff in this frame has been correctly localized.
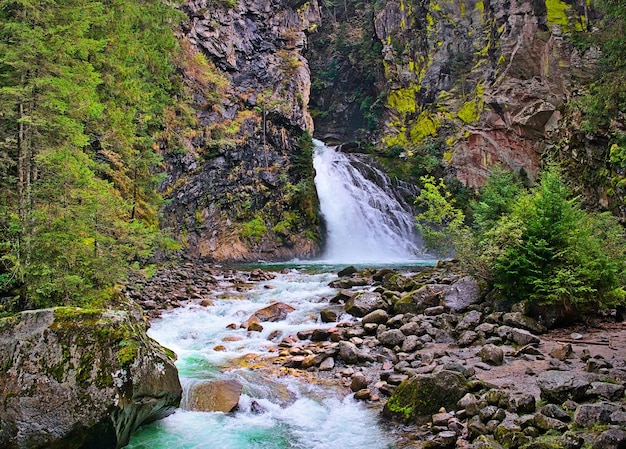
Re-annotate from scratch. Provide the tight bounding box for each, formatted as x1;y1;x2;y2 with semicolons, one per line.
308;0;600;188
160;0;323;262
0;303;181;449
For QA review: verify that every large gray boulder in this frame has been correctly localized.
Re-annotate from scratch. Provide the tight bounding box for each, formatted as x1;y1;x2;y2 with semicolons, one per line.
344;291;389;317
0;302;182;449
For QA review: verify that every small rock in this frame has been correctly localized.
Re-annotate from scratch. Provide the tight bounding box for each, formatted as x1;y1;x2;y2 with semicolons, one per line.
350;374;368;392
320;309;337;323
361;309;389;325
587;381;625;401
478;344;504;366
354;389;371;401
593;428;626;449
338;341;359;364
549;343;573;361
319;357;335;371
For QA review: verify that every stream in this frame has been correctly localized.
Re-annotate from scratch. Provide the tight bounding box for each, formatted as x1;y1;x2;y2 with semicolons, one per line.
127;141;428;448
126;267;401;449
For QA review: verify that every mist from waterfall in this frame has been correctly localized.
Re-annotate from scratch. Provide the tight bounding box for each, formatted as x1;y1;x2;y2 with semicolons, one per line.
313;139;424;264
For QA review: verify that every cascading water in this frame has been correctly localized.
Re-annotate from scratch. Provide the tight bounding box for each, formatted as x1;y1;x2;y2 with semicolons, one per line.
126;271;397;449
313;139;423;263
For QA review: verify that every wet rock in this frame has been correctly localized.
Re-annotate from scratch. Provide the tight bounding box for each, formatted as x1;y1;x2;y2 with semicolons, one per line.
338;340;359;364
351;374;369;392
361;309;389;325
383;370;468;421
320;309;338;323
537;370;591;404
478;344;504;366
187;379;243;413
319;357;335;371
338;266;358;277
354;389;372;401
247;302;295;324
345;291;389;317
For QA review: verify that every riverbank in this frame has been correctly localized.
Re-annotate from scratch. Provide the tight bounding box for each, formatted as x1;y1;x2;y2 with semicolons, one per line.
126;261;626;448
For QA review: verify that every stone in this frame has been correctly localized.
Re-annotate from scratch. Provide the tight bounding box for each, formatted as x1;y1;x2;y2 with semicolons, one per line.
587;381;625;401
508;328;540;346
0;306;181;449
338;265;358;277
472;435;505;449
549;343;573;361
354;389;371;401
187;379;243;413
561;431;585;449
361;309;389;325
502;312;546;334
593;428;626;449
401;335;422;352
247;302;295;325
442;276;481;313
378;329;406;347
533;412;569;431
338;340;359;364
508;393;536;414
345;291;389;317
456;310;483;331
319;357;335;371
574;403;616;428
383;370;468;421
493;420;523;447
319;309;338;323
539;403;570;421
394;284;448;314
456;330;479;347
350;374;368;392
430;430;457;448
478;344;504;366
537;370;591;403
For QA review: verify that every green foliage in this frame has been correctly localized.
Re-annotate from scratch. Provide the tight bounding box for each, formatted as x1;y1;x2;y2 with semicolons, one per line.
0;0;182;309
474;166;626;311
415;175;467;256
241;215;268;242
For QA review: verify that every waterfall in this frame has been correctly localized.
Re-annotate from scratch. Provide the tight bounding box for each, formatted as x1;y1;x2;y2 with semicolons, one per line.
313;139;423;263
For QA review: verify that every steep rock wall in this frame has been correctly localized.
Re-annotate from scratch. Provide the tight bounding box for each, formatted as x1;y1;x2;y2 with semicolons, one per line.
161;0;322;262
309;0;599;188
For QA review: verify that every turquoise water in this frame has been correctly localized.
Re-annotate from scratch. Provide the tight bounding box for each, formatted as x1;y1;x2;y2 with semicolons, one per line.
126;269;402;449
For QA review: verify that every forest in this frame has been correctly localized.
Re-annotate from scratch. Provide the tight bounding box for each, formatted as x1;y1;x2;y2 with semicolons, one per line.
1;0;626;317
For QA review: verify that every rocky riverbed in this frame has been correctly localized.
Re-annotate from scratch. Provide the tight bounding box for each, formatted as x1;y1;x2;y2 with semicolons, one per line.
126;261;626;449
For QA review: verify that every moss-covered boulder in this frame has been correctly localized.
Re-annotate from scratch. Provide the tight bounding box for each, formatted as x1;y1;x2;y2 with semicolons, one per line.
383;370;468;423
0;301;181;449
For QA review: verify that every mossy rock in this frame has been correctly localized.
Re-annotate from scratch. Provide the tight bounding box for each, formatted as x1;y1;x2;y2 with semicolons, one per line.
383;370;468;422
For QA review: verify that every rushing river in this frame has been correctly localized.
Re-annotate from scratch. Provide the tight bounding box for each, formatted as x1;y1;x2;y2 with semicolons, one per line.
126;267;402;449
127;140;430;448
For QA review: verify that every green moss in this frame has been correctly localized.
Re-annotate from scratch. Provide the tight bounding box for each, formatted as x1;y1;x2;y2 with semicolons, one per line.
117;339;140;367
546;0;570;27
241;215;268;242
387;87;418;115
458;99;482;124
409;111;440;142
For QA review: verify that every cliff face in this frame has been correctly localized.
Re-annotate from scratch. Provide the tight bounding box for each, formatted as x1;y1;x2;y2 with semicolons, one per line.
308;0;600;187
161;0;322;262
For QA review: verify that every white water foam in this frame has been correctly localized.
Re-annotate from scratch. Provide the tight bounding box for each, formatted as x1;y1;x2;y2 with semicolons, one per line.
313;139;423;264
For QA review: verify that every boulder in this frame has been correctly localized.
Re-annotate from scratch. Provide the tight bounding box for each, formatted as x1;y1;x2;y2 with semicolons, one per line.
361;309;389;325
186;379;243;412
478;344;504;366
442;276;482;312
537;370;592;404
0;305;181;449
338;340;359;364
378;329;406;347
574;403;617;428
593;428;626;449
393;284;448;314
383;370;468;422
345;291;388;317
247;302;295;325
